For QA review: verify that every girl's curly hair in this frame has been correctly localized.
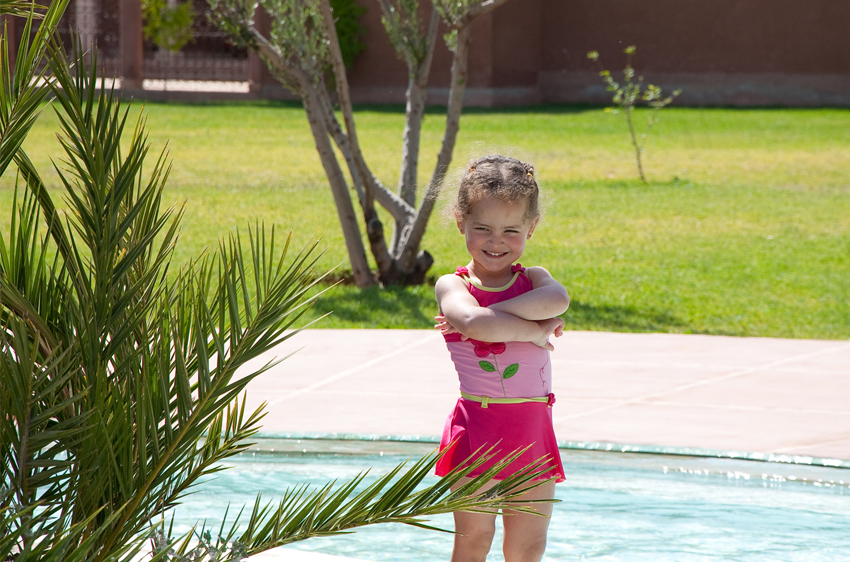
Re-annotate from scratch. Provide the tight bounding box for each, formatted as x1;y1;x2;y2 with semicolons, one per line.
454;155;539;221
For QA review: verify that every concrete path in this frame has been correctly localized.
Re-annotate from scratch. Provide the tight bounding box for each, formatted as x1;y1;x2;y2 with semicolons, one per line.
239;330;850;462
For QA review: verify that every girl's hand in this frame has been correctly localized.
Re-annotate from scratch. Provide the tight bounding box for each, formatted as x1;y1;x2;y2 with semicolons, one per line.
434;315;469;340
531;317;565;350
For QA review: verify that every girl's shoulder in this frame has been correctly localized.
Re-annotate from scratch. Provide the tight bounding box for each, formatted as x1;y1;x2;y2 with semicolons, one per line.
436;267;472;288
522;266;560;288
435;271;469;296
522;265;552;277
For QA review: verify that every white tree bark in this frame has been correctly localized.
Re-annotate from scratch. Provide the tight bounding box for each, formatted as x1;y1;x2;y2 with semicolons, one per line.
397;23;471;271
318;0;394;277
391;8;440;253
249;27;375;287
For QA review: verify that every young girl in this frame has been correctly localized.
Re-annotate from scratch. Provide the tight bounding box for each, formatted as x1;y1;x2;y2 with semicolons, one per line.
434;155;569;562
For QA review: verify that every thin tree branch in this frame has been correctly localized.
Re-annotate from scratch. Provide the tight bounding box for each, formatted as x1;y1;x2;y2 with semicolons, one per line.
376;0;416;72
299;83;375;287
314;79;367;206
318;0;371;209
454;0;512;28
316;85;416;225
396;8;440;207
398;24;472;266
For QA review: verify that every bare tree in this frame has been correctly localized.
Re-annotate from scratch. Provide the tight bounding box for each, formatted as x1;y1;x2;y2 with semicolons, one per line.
208;0;512;287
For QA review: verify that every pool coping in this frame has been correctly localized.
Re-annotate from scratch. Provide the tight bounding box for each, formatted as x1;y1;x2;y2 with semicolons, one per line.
253;432;850;470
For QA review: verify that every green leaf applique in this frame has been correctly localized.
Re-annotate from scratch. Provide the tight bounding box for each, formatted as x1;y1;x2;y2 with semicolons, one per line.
502;363;519;379
479;360;496;372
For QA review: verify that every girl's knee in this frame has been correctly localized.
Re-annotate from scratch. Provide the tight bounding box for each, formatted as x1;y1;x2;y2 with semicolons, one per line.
503;534;547;562
457;517;496;545
452;515;496;562
502;509;551;562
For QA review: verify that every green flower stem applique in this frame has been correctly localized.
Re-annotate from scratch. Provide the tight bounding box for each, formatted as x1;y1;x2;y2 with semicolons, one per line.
478;355;520;397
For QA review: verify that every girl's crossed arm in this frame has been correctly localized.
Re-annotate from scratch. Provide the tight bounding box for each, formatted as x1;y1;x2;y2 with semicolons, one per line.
435;273;564;350
487;266;570;320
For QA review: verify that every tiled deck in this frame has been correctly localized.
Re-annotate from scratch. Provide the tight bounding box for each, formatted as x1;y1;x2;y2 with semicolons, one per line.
241;330;850;461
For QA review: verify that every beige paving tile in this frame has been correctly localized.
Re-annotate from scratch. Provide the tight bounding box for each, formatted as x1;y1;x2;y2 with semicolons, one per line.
662;369;849;411
772;436;850;459
239;329;850;461
556;402;850;459
556;363;731;401
559;332;846;367
258;388;455;437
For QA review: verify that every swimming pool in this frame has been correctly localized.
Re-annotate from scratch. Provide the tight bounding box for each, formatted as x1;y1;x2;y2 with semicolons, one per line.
171;439;850;561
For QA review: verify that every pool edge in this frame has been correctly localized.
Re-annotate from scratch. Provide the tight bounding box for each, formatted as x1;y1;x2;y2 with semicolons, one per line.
253;431;850;470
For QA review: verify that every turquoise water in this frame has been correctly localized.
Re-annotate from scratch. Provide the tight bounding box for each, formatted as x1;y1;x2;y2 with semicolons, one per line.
171;442;850;561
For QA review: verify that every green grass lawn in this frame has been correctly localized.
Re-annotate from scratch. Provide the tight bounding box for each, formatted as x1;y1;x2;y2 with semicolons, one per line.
2;101;848;339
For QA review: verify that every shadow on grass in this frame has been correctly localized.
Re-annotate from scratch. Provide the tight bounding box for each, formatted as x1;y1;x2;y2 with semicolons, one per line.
564;301;732;335
307;289;736;335
311;285;435;328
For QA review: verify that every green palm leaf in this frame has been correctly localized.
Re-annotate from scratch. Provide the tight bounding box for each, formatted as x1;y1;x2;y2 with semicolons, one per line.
0;1;68;176
1;14;557;562
0;1;46;19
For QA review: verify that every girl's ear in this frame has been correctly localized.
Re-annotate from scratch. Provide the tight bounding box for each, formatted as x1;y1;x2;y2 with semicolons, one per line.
527;214;541;239
456;214;465;234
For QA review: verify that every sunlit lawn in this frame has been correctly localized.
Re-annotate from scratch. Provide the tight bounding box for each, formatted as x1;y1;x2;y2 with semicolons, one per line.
2;101;848;338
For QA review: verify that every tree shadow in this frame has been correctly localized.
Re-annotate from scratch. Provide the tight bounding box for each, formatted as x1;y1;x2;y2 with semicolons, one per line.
563;301;734;335
309;289;737;335
312;285;436;328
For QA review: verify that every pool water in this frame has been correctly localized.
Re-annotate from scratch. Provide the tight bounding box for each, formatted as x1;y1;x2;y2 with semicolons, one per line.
171;441;850;561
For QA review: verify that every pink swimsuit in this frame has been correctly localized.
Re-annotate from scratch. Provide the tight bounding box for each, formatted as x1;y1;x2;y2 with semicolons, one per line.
436;264;565;482
444;264;552;399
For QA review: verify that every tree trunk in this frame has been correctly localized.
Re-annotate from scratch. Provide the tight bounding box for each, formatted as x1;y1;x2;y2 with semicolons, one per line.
249;23;375;288
390;8;440;257
301;86;375;287
225;0;515;287
318;0;394;282
397;24;473;274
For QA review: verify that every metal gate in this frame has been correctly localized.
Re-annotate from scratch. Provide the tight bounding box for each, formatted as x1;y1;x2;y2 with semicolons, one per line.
9;1;249;84
142;0;248;83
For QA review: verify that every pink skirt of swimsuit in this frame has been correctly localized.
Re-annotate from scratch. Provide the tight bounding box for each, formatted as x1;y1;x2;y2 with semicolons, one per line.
435;398;565;483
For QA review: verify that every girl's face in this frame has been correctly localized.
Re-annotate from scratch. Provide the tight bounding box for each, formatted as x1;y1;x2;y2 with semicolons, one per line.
457;197;539;279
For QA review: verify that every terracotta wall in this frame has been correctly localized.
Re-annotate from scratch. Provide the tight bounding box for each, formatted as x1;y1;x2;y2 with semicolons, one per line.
342;0;850;106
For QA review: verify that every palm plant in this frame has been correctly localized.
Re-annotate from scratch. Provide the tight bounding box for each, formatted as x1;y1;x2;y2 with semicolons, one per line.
0;5;553;562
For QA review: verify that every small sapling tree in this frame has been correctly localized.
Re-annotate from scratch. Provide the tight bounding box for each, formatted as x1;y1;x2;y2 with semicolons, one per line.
588;45;681;183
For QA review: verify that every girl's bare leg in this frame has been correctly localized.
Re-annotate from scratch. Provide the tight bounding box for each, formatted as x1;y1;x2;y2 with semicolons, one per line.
502;479;556;562
449;478;556;562
451;509;498;562
450;478;498;562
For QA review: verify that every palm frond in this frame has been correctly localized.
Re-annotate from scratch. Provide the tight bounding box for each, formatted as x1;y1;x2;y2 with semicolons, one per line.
1;9;561;562
0;1;47;19
0;0;69;177
183;444;555;558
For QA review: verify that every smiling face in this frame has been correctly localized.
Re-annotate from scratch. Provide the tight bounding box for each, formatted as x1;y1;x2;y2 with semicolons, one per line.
457;196;539;285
